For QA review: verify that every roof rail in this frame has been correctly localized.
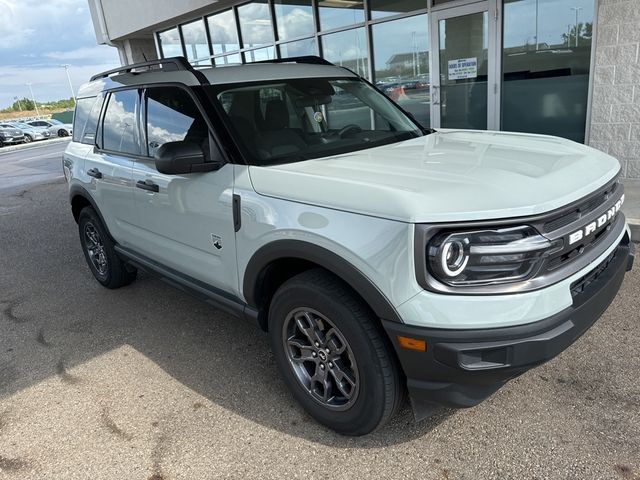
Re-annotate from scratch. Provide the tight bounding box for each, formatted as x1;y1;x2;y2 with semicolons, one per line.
253;56;335;66
90;56;209;84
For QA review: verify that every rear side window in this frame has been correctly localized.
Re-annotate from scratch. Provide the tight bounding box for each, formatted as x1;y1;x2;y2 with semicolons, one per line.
102;89;139;155
73;95;104;144
145;87;208;157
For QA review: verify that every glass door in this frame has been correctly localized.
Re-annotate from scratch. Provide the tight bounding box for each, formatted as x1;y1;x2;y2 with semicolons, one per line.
430;2;499;130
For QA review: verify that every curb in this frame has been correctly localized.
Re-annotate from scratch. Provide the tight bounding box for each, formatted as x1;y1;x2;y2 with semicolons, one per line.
0;137;70;154
628;219;640;243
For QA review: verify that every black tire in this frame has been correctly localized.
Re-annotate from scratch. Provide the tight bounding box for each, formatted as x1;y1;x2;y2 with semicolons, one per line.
78;207;136;289
58;129;69;137
268;268;403;436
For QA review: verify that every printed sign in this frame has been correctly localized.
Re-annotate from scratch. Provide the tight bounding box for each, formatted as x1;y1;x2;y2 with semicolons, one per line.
448;57;478;80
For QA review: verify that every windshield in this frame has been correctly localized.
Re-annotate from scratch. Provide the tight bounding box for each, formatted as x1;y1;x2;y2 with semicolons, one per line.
49;119;63;125
209;77;423;165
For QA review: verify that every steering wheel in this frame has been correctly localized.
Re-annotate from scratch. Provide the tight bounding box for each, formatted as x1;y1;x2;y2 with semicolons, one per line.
338;124;363;138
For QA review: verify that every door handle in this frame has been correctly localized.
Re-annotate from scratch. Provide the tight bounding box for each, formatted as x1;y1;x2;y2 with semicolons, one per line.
136;179;159;193
87;168;102;179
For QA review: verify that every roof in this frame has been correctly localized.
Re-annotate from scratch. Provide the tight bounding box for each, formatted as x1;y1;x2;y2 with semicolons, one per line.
76;60;357;98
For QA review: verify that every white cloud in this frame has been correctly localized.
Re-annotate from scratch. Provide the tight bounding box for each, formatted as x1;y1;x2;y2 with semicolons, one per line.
44;46;116;62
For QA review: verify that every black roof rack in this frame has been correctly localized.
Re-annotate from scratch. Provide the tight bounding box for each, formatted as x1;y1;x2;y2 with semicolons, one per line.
90;56;209;85
253;56;335;66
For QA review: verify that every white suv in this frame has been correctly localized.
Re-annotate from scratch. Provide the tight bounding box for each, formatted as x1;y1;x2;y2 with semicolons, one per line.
64;57;635;436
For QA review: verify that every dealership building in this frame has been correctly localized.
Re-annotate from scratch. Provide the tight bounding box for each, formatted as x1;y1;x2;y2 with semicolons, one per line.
88;0;640;178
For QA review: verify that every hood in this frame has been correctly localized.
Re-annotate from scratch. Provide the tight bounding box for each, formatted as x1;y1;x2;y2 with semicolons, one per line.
248;130;621;223
0;128;22;136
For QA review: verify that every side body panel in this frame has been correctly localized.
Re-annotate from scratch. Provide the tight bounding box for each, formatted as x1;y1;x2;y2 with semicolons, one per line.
234;165;417;312
129;160;238;295
82;148;135;241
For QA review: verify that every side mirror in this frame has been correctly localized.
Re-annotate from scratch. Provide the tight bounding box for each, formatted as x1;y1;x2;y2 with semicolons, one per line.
154;141;219;175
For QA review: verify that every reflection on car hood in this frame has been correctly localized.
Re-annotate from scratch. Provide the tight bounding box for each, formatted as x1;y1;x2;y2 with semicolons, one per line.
0;128;23;136
248;129;621;223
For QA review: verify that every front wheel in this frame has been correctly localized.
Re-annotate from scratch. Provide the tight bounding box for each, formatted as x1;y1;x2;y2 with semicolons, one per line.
24;135;32;143
269;269;404;436
58;129;69;137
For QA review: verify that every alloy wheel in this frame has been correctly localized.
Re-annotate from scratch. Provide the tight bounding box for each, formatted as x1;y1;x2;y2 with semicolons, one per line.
84;223;108;278
282;308;359;410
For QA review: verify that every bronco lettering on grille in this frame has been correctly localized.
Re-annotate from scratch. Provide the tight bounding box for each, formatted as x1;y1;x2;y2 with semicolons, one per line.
568;194;625;245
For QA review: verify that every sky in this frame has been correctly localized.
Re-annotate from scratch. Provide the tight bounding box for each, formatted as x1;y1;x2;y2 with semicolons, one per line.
0;0;121;109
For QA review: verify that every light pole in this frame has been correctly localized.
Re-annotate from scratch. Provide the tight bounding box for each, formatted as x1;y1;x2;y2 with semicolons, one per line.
570;7;583;47
13;96;22;112
535;0;539;50
25;83;40;117
60;64;76;103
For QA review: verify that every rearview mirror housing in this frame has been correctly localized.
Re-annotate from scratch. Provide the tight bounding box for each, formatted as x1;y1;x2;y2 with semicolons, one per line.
154;141;220;175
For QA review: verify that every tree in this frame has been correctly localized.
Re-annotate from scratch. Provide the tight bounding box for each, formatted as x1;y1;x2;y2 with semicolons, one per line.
11;97;34;112
562;22;593;47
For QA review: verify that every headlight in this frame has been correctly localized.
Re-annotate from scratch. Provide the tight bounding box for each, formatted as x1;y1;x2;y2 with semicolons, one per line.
427;226;560;287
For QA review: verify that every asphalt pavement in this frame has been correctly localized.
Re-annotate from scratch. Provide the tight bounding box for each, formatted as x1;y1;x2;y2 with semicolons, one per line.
0;160;639;479
0;139;69;192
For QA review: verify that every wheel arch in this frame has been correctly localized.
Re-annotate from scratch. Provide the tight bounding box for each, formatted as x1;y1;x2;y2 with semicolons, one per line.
69;185;114;242
243;240;404;331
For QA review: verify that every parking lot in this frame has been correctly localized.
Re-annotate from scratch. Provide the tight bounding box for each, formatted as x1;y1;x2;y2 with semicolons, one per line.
0;149;639;479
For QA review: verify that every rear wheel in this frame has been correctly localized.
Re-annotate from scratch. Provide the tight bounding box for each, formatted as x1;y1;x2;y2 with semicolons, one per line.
58;129;69;137
269;269;403;436
78;207;136;289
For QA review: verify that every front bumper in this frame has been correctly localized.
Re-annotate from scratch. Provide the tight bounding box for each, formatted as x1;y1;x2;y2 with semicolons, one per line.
383;233;634;418
1;135;25;144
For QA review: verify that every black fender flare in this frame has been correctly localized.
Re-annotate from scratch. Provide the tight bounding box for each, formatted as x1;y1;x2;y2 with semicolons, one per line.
242;240;403;324
69;184;114;241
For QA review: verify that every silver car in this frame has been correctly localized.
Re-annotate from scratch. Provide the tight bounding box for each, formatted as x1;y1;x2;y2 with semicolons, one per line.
0;126;25;147
27;119;73;137
1;122;51;142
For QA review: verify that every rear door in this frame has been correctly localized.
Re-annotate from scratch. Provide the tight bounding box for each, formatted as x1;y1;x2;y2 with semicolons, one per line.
129;85;238;295
83;89;138;244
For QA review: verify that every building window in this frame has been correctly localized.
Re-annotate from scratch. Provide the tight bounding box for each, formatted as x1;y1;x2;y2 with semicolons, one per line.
181;19;211;64
280;37;317;57
214;53;243;65
238;1;275;48
158;27;183;58
274;0;315;40
208;10;241;55
244;46;277;62
318;0;364;31
372;14;430;127
321;27;368;77
369;0;425;20
502;0;594;142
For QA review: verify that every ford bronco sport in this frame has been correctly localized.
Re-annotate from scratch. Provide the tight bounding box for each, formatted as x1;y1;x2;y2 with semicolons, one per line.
64;56;635;436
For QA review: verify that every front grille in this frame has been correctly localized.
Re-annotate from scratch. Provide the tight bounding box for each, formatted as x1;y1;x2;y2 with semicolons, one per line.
570;249;617;298
542;180;620;233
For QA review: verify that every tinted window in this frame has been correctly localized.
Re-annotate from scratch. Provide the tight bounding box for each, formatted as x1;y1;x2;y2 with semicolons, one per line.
102;90;139;155
82;93;104;145
73;96;97;143
145;87;208;157
502;0;594;142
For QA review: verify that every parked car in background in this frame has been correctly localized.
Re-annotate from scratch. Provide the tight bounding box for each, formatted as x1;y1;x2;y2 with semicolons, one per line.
28;119;73;137
0;126;26;147
1;122;51;142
